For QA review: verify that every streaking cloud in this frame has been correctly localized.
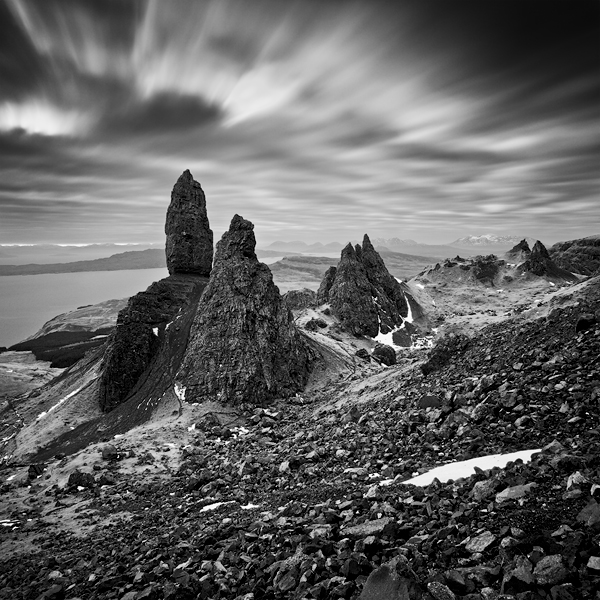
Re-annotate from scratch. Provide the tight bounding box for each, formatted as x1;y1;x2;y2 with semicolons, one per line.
0;0;598;244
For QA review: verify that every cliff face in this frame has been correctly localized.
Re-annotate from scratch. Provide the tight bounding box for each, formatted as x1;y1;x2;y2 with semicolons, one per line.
318;235;409;337
177;215;312;405
550;236;600;276
99;170;212;412
165;170;213;276
98;276;209;412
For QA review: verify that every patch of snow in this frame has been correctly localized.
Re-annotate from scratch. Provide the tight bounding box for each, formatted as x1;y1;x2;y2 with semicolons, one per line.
549;282;555;287
36;385;84;421
6;474;17;482
415;283;425;289
174;383;186;402
152;327;159;336
241;503;261;510
187;423;196;432
199;501;236;513
402;449;541;487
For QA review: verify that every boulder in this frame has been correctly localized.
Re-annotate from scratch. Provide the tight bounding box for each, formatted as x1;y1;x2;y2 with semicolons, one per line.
165;169;213;276
372;343;396;366
282;288;317;310
177;215;312;404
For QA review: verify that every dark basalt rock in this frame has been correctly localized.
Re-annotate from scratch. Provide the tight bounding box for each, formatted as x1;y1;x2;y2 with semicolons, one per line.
320;235;409;337
328;242;379;337
549;236;600;276
505;239;532;265
165;170;213;276
282;288;317;310
317;266;337;304
471;254;502;286
372;342;396;366
361;235;408;333
98;276;208;412
177;215;312;405
519;240;578;281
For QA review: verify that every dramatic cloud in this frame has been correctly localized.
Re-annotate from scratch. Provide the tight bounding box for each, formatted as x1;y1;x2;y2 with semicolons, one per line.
0;0;598;245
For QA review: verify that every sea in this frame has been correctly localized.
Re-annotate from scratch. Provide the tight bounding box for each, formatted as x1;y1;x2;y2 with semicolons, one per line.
0;268;168;347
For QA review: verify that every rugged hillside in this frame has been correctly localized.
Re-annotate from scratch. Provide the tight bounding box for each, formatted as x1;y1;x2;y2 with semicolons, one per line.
550;235;600;276
1;277;599;599
9;299;126;368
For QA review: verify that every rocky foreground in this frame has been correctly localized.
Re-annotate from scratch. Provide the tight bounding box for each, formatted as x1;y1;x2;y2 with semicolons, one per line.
1;277;599;599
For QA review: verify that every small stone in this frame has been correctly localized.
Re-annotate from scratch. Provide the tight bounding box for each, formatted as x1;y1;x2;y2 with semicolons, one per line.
495;483;537;503
465;531;496;553
586;556;600;573
427;581;456;600
576;498;600;528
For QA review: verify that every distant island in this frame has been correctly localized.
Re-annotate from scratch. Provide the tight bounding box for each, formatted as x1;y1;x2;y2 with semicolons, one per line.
0;249;166;276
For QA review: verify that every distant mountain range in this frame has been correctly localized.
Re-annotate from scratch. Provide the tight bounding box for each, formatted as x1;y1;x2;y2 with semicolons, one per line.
265;240;345;253
449;234;539;249
0;242;162;265
265;238;484;258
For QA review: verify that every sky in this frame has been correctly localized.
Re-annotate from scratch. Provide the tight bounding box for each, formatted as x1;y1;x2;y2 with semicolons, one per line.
0;0;598;247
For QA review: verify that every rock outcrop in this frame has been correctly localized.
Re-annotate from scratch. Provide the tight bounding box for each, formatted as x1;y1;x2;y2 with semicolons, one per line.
177;215;312;405
99;170;213;412
98;276;208;412
282;288;317;311
519;240;578;281
318;235;408;337
505;239;531;263
165;170;213;276
550;235;600;276
316;266;337;305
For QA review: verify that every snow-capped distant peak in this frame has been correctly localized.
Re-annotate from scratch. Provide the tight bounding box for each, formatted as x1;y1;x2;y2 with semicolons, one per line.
450;234;534;247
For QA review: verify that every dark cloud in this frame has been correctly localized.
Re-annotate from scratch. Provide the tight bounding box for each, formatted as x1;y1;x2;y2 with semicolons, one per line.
0;0;598;245
98;93;222;136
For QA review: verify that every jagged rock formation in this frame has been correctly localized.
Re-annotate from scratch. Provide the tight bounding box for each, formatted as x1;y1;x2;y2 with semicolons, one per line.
519;240;578;281
177;215;312;405
318;235;408;337
550;235;600;276
98;276;208;412
282;288;317;310
317;266;337;305
505;239;531;263
99;170;213;412
165;170;213;276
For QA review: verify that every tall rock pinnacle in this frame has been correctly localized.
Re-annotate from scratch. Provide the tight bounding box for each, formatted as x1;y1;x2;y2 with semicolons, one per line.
176;215;312;404
165;169;213;276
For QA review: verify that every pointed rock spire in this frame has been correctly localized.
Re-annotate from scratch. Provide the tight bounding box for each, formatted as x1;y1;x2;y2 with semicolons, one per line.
165;169;213;276
176;215;312;404
318;236;410;338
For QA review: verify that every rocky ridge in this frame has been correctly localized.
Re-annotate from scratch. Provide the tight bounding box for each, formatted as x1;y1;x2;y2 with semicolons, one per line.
517;241;578;282
550;235;600;276
177;215;313;405
319;235;409;339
